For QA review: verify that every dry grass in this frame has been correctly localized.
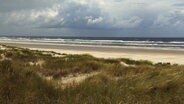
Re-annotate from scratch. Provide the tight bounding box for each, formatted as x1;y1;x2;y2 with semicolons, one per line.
0;45;184;104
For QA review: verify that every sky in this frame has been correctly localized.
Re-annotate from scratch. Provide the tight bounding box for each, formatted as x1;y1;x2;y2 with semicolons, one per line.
0;0;184;37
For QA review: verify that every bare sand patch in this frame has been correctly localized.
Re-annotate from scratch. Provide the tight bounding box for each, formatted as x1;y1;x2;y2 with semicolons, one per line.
39;72;99;88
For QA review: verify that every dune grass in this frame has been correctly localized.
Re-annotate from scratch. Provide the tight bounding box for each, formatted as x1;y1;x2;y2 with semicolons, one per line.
0;45;184;104
0;60;61;104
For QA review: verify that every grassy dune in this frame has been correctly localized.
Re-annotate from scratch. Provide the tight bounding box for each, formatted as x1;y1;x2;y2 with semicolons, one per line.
0;45;184;104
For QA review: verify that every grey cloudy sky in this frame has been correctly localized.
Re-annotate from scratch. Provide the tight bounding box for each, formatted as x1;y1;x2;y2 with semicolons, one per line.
0;0;184;37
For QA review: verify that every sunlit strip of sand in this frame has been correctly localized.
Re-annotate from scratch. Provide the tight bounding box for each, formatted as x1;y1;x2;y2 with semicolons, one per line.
1;41;184;65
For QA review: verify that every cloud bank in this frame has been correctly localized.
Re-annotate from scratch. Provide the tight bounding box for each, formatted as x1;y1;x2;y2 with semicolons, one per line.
0;0;184;37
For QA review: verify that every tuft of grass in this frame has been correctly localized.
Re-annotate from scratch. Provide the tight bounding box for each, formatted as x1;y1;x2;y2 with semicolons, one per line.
120;58;153;66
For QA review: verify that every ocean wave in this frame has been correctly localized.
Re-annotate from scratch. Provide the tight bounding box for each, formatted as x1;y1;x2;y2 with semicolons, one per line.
0;37;184;48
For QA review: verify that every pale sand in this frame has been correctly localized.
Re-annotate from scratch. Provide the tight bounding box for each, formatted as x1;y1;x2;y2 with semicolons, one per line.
0;41;184;65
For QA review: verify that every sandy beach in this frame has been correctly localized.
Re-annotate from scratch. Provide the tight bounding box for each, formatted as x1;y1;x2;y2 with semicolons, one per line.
0;41;184;65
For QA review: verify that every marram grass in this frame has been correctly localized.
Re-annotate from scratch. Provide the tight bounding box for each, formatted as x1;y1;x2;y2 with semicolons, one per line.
0;45;184;104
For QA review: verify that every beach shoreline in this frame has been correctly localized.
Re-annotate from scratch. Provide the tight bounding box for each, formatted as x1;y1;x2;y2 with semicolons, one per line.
0;41;184;65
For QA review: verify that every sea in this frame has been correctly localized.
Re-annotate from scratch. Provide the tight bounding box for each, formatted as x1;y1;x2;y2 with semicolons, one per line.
0;36;184;49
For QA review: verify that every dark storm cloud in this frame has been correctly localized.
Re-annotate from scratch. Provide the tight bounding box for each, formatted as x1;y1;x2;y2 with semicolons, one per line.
42;1;142;30
42;2;107;29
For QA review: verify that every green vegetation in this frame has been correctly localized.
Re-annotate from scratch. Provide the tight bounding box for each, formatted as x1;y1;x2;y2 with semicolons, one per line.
0;45;184;104
120;58;153;65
